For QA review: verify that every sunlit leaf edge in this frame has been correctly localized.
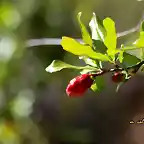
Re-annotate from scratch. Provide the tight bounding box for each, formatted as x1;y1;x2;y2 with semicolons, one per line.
45;60;98;73
61;36;112;62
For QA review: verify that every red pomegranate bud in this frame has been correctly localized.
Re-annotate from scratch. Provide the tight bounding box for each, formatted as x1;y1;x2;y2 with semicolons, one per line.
112;72;125;83
66;74;94;97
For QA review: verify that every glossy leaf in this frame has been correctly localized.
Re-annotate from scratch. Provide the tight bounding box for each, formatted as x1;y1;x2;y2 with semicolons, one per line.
77;12;93;46
103;17;117;59
89;13;106;41
61;37;111;62
45;60;98;73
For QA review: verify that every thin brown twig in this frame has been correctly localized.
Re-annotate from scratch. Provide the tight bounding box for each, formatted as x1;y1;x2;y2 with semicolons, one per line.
26;12;144;47
117;11;144;37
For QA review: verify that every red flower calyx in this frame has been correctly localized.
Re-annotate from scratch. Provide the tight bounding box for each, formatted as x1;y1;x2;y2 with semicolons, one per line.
66;74;94;97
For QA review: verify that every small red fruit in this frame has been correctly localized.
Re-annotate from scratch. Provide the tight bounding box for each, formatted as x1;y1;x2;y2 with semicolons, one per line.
112;72;125;83
66;74;94;97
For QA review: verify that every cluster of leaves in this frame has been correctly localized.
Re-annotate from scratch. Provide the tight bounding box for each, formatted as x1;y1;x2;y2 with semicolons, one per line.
46;12;144;94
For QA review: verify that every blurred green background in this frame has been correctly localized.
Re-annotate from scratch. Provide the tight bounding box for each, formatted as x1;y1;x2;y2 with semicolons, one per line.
0;0;144;143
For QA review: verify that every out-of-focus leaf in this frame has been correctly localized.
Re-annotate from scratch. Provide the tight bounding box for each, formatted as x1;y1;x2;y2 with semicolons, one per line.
0;120;20;144
89;13;106;41
77;12;92;46
0;4;21;30
11;89;35;118
61;37;111;62
91;76;105;92
45;60;98;73
103;17;117;59
0;37;17;62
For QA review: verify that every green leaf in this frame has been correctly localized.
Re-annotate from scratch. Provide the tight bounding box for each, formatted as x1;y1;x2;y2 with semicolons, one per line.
91;82;98;92
79;56;103;69
91;76;105;92
80;68;98;74
133;22;144;60
118;50;124;63
103;17;117;59
121;46;141;51
138;64;144;72
120;45;144;60
45;60;98;73
116;22;144;62
126;21;144;48
140;47;144;61
79;56;98;67
133;32;144;47
89;13;106;41
116;45;124;63
141;20;144;31
77;12;93;46
131;21;144;60
122;52;140;67
61;36;111;62
123;32;139;46
92;39;107;54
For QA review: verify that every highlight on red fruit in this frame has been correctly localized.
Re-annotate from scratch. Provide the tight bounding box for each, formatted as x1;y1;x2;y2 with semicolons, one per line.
66;74;94;97
111;72;125;83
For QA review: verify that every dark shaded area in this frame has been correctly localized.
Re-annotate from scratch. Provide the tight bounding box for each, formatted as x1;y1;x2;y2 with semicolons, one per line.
32;74;144;144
